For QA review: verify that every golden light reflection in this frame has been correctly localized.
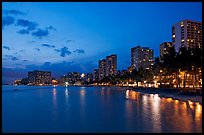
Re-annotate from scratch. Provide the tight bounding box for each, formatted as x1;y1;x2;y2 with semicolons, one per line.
125;90;140;100
80;89;85;96
195;103;202;118
151;93;161;132
182;102;187;109
195;103;202;128
174;99;179;104
166;97;173;103
188;100;195;110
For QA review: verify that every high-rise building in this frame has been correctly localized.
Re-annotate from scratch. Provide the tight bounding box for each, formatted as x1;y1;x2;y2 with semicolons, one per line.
60;72;82;85
85;73;93;83
172;20;202;52
106;54;117;76
160;42;172;61
98;59;106;81
131;46;154;70
28;70;51;85
93;69;99;81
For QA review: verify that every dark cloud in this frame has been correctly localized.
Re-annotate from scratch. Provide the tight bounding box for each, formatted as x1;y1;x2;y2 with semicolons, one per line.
3;46;11;50
16;19;38;31
17;29;30;34
73;49;85;54
23;60;28;62
41;44;55;48
31;28;49;38
46;26;56;31
35;48;40;51
3;55;19;61
55;47;72;57
3;9;25;16
2;16;15;29
66;40;73;43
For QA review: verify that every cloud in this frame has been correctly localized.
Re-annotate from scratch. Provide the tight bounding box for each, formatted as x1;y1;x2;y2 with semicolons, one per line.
2;16;15;29
3;55;19;61
66;40;73;43
17;29;30;34
31;28;49;38
41;44;55;48
20;49;25;52
55;47;72;57
73;49;85;54
3;46;11;50
16;19;38;31
3;9;25;16
23;60;28;62
46;26;56;31
35;48;40;51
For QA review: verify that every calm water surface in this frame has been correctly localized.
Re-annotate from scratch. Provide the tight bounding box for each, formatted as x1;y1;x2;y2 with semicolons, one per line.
2;85;202;133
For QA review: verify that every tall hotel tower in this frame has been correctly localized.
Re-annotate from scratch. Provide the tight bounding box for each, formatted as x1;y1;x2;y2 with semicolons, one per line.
172;20;202;52
130;46;154;70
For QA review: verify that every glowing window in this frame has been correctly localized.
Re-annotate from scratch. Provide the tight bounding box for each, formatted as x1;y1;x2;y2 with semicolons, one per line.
180;22;184;27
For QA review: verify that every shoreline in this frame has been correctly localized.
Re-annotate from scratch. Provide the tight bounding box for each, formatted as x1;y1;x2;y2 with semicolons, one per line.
127;87;202;105
3;85;202;104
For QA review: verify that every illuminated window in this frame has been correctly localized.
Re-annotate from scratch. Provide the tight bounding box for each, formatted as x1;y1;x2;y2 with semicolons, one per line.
181;39;184;42
180;22;184;27
172;35;175;38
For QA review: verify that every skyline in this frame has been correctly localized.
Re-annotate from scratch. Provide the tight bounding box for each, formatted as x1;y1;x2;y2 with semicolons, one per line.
2;2;202;83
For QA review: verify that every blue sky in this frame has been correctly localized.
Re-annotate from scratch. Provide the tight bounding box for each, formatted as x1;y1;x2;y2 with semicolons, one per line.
2;2;202;83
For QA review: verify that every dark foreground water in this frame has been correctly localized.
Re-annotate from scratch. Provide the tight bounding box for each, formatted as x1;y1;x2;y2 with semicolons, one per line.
2;85;202;133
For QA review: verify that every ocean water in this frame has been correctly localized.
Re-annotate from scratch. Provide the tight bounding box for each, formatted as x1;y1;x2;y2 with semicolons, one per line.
2;85;202;133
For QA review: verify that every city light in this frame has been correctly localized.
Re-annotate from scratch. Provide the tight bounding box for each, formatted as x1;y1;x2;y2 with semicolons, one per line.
81;73;85;78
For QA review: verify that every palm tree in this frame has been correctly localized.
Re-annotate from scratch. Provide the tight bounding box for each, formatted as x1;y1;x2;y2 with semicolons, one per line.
162;46;178;88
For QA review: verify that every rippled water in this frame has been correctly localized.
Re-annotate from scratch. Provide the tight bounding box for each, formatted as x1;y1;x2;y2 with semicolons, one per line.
2;85;202;133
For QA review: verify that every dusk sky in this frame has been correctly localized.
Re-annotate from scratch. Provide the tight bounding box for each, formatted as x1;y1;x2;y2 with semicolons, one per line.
2;2;202;83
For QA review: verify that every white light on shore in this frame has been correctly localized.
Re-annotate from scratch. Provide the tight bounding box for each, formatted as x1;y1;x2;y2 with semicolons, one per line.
81;73;85;78
65;82;68;87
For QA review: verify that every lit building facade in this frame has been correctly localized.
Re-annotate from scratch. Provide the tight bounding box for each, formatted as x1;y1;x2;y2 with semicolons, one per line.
131;46;154;70
98;59;106;81
85;73;93;83
93;69;99;81
28;70;51;85
106;54;117;76
172;20;202;52
160;42;172;61
60;72;82;85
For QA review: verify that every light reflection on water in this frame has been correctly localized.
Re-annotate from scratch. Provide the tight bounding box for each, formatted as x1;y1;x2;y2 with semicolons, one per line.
2;86;202;133
125;90;202;133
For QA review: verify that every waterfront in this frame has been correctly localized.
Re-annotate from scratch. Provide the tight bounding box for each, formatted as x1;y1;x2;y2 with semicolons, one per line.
2;85;202;133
